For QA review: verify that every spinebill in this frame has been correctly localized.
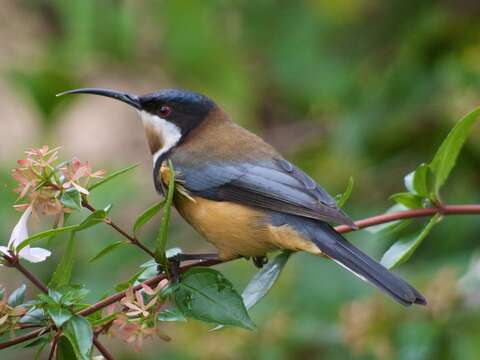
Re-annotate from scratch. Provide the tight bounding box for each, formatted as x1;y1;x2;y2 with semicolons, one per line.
58;87;426;306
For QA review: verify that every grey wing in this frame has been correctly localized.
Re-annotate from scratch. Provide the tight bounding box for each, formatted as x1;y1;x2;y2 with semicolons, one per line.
175;158;356;227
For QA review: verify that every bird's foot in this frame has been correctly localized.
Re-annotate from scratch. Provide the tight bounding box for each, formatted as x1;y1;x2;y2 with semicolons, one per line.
252;256;268;269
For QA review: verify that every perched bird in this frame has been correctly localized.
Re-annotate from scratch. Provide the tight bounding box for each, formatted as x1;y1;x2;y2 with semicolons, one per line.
58;88;426;306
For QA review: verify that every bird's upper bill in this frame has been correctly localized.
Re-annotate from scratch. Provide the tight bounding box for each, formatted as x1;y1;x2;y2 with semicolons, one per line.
57;88;142;109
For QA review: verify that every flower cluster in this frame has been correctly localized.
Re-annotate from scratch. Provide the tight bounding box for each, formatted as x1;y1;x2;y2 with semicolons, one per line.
2;146;106;263
12;145;105;217
108;280;171;351
0;287;27;335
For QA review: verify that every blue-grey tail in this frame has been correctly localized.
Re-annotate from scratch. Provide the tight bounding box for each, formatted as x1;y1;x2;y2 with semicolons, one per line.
271;213;426;306
313;225;425;306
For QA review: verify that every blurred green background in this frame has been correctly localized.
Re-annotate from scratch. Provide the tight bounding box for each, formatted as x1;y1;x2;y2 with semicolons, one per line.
1;0;480;359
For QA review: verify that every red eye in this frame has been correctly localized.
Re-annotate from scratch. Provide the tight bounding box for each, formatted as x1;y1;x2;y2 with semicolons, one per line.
159;105;171;117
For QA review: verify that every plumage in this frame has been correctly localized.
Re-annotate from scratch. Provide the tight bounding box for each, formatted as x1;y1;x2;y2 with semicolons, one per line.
163;108;356;227
58;87;426;306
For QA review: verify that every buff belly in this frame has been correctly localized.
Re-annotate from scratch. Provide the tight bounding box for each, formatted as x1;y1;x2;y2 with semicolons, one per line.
173;193;322;260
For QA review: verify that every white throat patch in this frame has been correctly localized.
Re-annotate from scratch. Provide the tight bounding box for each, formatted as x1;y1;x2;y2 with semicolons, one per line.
138;111;182;165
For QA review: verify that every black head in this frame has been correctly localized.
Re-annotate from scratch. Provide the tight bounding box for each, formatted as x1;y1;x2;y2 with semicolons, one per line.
138;89;215;136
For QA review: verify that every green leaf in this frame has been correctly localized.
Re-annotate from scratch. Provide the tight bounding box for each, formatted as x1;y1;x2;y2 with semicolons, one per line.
381;213;442;269
22;334;49;348
133;200;166;236
155;160;175;265
158;307;187;322
61;315;93;360
88;163;139;191
76;207;110;231
57;286;90;306
8;284;26;307
49;232;76;288
90;313;118;327
175;268;256;330
32;335;52;360
413;163;431;198
88;241;127;262
47;305;73;327
366;204;411;234
17;225;78;252
0;287;4;301
19;308;45;325
390;192;423;209
335;176;354;208
212;251;291;331
242;252;291;309
56;336;77;360
60;188;82;210
430;107;480;197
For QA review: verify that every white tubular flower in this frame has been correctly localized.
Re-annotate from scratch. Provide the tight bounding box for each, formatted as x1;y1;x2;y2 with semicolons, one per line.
0;207;51;263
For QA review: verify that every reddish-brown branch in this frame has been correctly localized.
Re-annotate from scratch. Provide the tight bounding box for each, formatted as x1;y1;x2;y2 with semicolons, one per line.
334;204;480;233
82;199;156;258
1;254;114;356
3;254;49;294
0;328;44;350
2;203;480;351
93;338;114;360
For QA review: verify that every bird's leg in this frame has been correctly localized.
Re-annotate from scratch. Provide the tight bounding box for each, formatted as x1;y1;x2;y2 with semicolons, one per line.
252;256;268;269
158;253;221;282
170;253;221;263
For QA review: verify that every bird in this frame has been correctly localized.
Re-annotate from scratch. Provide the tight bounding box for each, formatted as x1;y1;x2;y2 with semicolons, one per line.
57;87;426;306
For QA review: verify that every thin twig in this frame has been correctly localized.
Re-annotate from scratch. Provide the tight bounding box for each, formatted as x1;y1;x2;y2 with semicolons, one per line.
93;338;114;360
47;337;57;360
2;253;49;294
334;204;480;233
2;204;480;351
82;198;156;258
0;328;44;350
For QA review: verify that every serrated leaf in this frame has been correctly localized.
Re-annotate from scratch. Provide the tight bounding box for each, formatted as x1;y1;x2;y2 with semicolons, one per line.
155;160;175;265
8;284;26;307
175;268;256;330
61;315;93;360
88;163;139;191
158;307;187;322
390;192;423;209
88;241;127;262
17;225;78;252
47;305;73;327
430;107;480;197
60;188;82;210
49;232;76;288
212;251;291;331
133;201;165;236
76;208;110;232
335;176;354;208
381;213;442;269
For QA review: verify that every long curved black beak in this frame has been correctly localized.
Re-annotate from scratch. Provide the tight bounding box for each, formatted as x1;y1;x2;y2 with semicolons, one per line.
56;88;141;110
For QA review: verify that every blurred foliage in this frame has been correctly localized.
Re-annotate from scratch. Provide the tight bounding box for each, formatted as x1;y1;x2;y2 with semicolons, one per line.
1;0;480;359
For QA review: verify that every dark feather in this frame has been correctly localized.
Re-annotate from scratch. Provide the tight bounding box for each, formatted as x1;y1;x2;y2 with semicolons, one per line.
270;212;426;306
174;159;356;227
